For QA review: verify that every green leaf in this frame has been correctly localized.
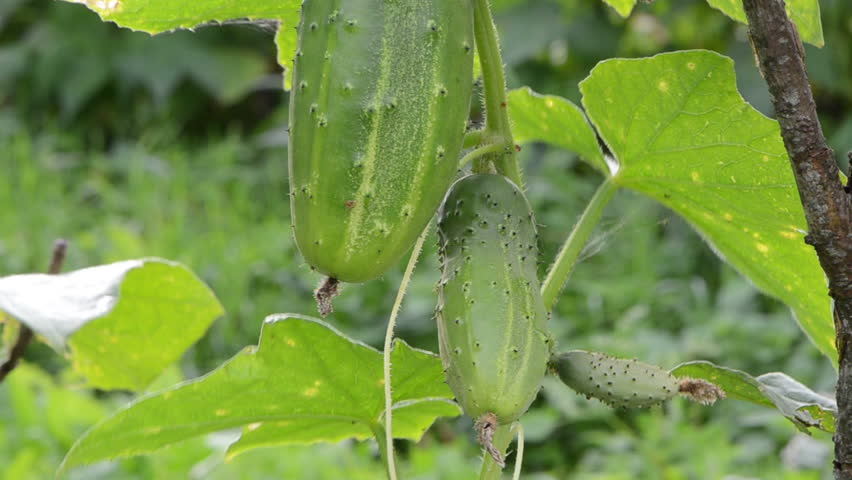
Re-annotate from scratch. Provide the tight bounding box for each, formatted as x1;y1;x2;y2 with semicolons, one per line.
0;259;223;390
508;87;608;176
1;312;21;363
578;50;834;361
60;314;460;473
672;361;836;433
63;0;296;34
275;25;298;91
62;0;301;90
706;0;823;47
601;0;636;17
226;398;458;460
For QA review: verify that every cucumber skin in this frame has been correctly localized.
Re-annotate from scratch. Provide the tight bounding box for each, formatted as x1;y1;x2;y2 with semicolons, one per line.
552;350;679;408
289;0;474;283
436;174;551;423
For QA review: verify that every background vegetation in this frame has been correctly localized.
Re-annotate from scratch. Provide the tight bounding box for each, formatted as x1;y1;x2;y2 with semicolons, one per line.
1;0;850;477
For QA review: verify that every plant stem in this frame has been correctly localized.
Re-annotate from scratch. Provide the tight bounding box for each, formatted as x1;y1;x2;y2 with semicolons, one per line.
381;225;429;480
459;142;509;169
511;422;524;480
372;423;398;480
472;0;522;187
541;179;618;311
0;239;67;383
463;129;485;149
478;424;513;480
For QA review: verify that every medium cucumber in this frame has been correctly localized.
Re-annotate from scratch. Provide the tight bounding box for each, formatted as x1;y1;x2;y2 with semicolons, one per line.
552;350;679;408
289;0;474;283
436;174;551;425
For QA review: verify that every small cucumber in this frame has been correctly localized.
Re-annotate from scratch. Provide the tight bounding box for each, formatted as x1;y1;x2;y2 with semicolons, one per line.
436;174;551;425
289;0;474;283
552;350;679;408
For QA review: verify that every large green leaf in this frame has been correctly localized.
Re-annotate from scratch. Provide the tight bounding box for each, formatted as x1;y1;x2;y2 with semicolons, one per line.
580;50;832;360
0;259;223;390
706;0;823;47
509;87;609;176
672;361;836;433
509;51;835;361
60;314;460;473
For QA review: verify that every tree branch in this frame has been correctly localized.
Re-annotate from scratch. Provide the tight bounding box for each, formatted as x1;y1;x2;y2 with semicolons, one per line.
741;1;852;478
0;239;68;383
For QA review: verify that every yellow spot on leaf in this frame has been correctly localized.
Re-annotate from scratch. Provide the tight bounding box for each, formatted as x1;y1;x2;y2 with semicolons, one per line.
657;80;669;93
215;409;229;416
723;213;733;221
285;338;296;347
545;98;554;108
687;62;697;71
303;387;319;397
756;243;769;253
780;230;798;239
145;427;162;435
690;171;700;182
247;422;262;431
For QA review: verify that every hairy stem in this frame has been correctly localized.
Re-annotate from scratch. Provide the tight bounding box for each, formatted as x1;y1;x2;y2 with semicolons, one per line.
0;239;67;383
511;422;525;480
472;0;522;187
463;129;486;149
372;422;399;480
741;1;852;478
381;225;429;480
459;142;510;169
541;179;618;311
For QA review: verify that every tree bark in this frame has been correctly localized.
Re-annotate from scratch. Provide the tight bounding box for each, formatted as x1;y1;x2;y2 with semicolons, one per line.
741;1;852;478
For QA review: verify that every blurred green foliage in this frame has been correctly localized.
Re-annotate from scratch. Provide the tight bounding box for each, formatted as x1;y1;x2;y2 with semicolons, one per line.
1;0;850;478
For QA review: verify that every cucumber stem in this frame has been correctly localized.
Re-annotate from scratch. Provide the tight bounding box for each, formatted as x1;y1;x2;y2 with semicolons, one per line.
472;0;523;187
459;142;510;169
463;129;486;149
478;423;513;480
381;224;430;480
541;178;618;311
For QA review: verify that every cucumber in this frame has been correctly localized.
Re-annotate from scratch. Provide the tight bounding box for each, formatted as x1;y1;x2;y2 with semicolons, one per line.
436;174;551;426
289;0;475;283
551;350;679;408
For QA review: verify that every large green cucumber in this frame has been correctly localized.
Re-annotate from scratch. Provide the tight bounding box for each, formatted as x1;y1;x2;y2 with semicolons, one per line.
289;0;474;283
436;174;551;424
